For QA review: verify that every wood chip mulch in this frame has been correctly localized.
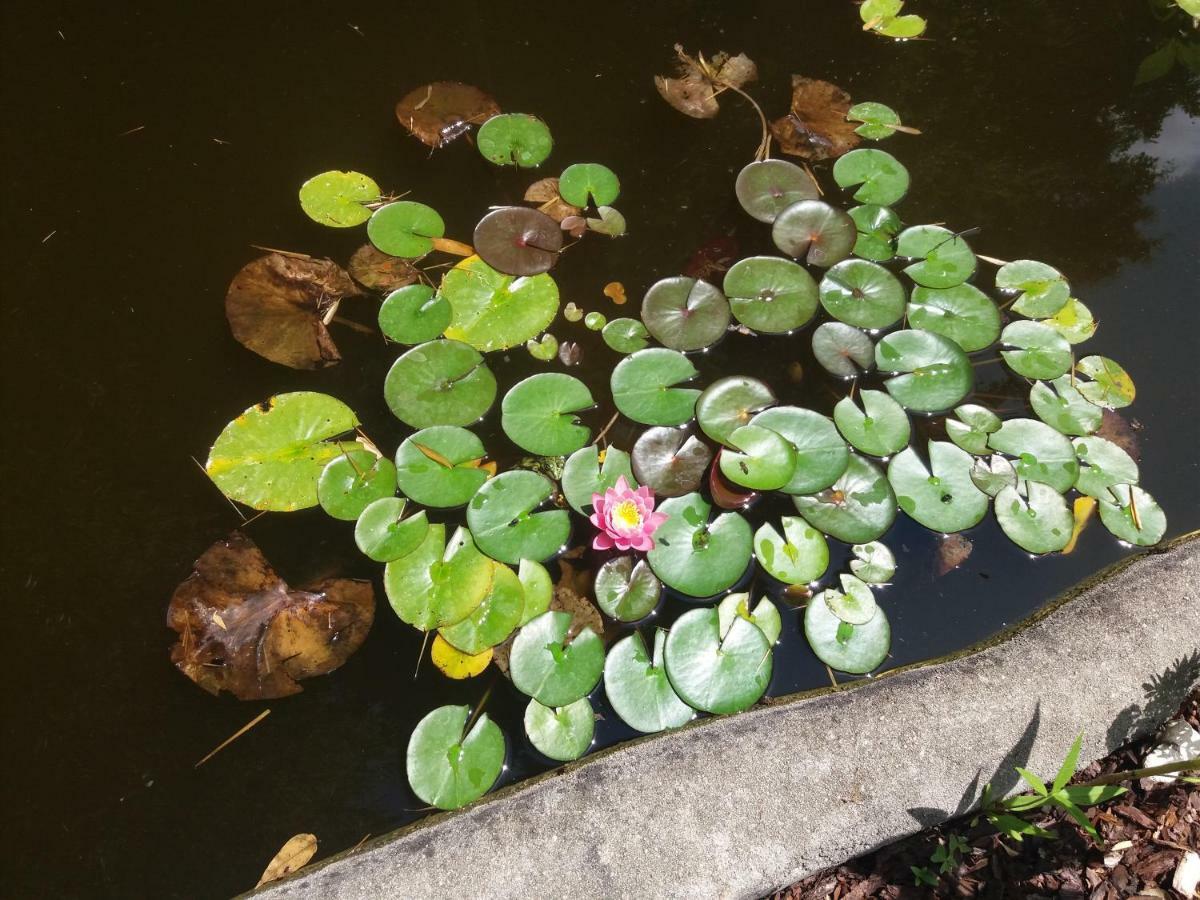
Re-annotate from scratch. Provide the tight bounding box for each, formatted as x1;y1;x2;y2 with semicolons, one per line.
772;691;1198;899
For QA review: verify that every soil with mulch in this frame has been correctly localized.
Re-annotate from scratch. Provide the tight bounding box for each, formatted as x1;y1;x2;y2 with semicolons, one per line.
772;691;1198;899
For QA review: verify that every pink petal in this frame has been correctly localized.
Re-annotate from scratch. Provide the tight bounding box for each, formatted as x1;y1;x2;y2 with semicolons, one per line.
613;475;631;494
589;511;605;530
629;534;654;552
591;493;607;516
592;533;615;551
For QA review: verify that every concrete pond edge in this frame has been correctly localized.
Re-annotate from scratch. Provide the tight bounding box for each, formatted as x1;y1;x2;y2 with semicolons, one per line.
254;533;1200;899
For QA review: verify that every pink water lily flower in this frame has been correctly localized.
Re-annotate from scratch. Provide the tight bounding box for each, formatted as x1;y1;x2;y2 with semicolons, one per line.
589;476;667;552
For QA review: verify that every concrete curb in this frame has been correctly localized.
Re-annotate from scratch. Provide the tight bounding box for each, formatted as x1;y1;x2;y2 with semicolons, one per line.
256;535;1200;900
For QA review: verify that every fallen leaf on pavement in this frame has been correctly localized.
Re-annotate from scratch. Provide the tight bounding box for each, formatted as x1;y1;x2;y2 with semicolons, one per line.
256;833;318;887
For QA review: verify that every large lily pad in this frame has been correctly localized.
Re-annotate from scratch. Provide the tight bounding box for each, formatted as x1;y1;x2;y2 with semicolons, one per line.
833;389;910;457
996;259;1070;318
1000;320;1073;380
440;255;559;352
664;607;772;714
1098;485;1166;546
524;697;594;762
379;284;452;345
611;349;701;426
1073;436;1139;502
384;339;497;428
646;493;752;598
640;276;730;352
772;200;856;267
561;446;636;514
604;630;693;733
812;322;875;377
394;426;490;508
367;201;444;258
406;705;504;810
995;482;1072;554
476;113;553;167
734;159;818;223
467;470;570;564
696;376;776;446
875;329;972;412
509;610;604;707
832;149;910;205
719;425;797;491
897;225;977;289
501;373;594;456
988;418;1079;493
804;591;890;674
889;442;989;533
298;170;379;227
751;406;850;495
439;562;524;655
792;454;897;543
819;259;906;329
630;426;712;497
206;392;360;512
594;556;662;622
384;524;493;631
753;517;829;584
723;256;818;333
907;284;1001;352
473;207;563;277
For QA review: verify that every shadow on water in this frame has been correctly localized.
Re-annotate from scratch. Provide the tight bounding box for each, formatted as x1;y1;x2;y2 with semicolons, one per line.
1;1;1198;897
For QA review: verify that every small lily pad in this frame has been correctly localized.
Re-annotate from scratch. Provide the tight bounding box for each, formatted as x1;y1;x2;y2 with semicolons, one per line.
477;113;553;167
509;610;604;707
850;541;895;584
406;705;504;810
876;329;972;412
753;517;829;585
723;256;819;333
611;348;701;426
586;206;626;237
946;404;1002;456
751;406;850;495
832;148;910;205
1000;320;1073;380
354;497;430;563
501;373;594;456
384;524;493;631
996;259;1070;318
299;170;380;227
558;163;620;207
602;317;650;353
907;283;1001;353
988;418;1079;493
664;607;772;714
720;424;797;491
367;201;445;258
793;454;897;543
524;697;594;762
379;285;452;345
1074;356;1136;409
995;482;1073;554
440;255;560;353
717;593;782;645
631;426;712;497
970;454;1018;496
1044;298;1097;344
395;426;490;508
561;445;636;515
594;556;662;622
847;102;905;140
439;561;524;655
1073;436;1139;502
849;204;902;262
804;592;890;674
604;631;693;734
317;449;397;521
819;574;878;625
819;259;906;329
772;200;856;267
467;470;570;565
640;276;731;352
384;339;496;428
1098;484;1166;546
473;207;563;276
696;375;776;446
897;225;977;289
1031;377;1103;437
646;493;752;598
813;322;875;377
735;159;818;223
888;441;989;533
833;389;910;457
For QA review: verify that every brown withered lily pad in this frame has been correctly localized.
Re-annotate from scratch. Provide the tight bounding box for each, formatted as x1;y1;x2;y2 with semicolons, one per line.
655;45;758;119
167;532;374;700
225;253;361;369
347;243;421;293
770;76;861;162
524;177;582;224
395;81;500;148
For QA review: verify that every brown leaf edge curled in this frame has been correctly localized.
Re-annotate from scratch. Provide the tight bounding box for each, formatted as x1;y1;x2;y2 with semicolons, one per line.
769;75;861;163
655;45;770;159
256;833;318;887
225;253;362;370
167;532;374;700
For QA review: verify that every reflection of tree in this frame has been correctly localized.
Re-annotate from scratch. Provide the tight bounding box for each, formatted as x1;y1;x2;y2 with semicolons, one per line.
862;0;1199;282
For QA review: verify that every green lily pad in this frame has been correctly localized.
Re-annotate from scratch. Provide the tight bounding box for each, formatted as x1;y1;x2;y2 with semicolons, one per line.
384;524;493;631
206;392;360;512
664;607;772;714
988;418;1079;493
604;630;693;733
897;225;977;289
524;697;594;762
833;389;910;457
751;406;850;495
849;541;895;584
995;482;1073;554
849;204;902;262
473;207;562;277
1098;484;1166;546
832;149;910;205
384;339;497;428
317;449;397;521
874;13;926;37
611;348;700;426
812;322;876;377
466;470;570;565
395;426;490;508
804;592;890;674
946;404;1002;456
558;163;619;207
406;705;504;810
299;170;380;227
640;276;730;352
439;561;525;655
594;556;662;622
819;259;906;329
907;284;1001;352
1074;356;1136;409
792;454;897;543
584;311;607;330
718;593;782;645
1031;377;1103;437
501;373;594;456
719;425;797;491
876;329;972;412
601;317;650;353
996;259;1070;318
517;558;554;626
630;426;712;497
561;445;636;515
586;206;626;237
476;113;553;167
646;493;752;598
819;574;878;625
889;441;989;533
1044;298;1097;344
753;517;829;585
723;256;819;333
696;376;776;446
440;255;560;352
355;497;429;563
379;285;452;345
847;102;905;140
772;200;856;267
970;454;1018;496
527;333;559;361
735;159;819;223
1000;320;1073;380
509;610;604;707
1073;436;1139;502
367;201;444;258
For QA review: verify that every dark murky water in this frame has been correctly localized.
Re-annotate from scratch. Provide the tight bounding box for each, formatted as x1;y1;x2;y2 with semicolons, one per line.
3;2;1198;897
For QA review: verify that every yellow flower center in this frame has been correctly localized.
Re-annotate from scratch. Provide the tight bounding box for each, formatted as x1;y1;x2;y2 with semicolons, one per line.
611;499;642;529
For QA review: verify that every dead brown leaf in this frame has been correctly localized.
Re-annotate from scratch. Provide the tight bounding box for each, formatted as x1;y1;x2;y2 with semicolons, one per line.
654;45;758;120
347;244;420;293
167;533;374;700
770;76;861;162
1096;410;1142;462
225;254;361;369
936;533;973;576
395;81;500;148
524;177;582;223
256;833;318;887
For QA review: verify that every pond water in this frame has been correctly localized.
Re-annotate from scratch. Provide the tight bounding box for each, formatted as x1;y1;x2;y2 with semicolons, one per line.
2;2;1198;897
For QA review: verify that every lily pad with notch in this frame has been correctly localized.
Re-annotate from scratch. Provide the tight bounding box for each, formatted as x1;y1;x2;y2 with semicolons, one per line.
317;449;397;521
354;497;429;563
946;404;1002;456
1000;320;1073;380
996;259;1071;318
630;426;712;497
876;329;972;413
897;225;977;289
792;454;897;543
440;255;559;352
723;256;818;333
888;441;989;533
517;559;553;626
379;284;452;345
813;322;875;378
819;575;878;625
819;259;906;329
406;705;504;811
833;148;910;205
907;283;1001;353
439;561;525;655
719;424;797;491
970;454;1018;497
561;446;636;515
509;610;604;707
298;170;380;227
751;406;850;495
594;556;662;622
849;204;902;262
395;426;490;508
646;493;752;598
1074;356;1136;409
753;517;829;585
604;631;693;733
995;482;1073;554
696;375;776;446
1098;485;1166;546
1073;436;1139;502
467;470;570;565
524;697;594;762
558;163;620;207
501;373;594;457
1044;298;1097;344
602;318;650;353
772;200;856;267
804;587;890;674
664;607;772;715
846;102;910;140
473;207;563;277
384;339;497;428
988;417;1080;493
384;524;493;631
367;201;445;258
1031;376;1103;437
734;159;819;223
833;389;910;457
640;276;730;352
476;113;553;168
850;540;895;584
611;348;701;426
717;593;782;645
